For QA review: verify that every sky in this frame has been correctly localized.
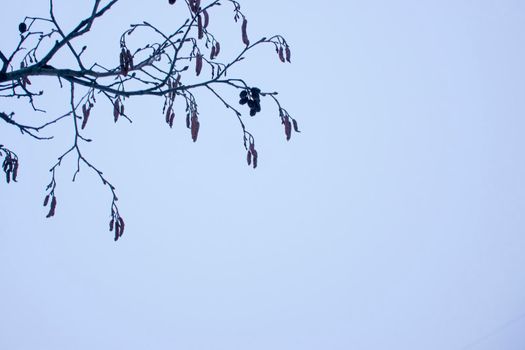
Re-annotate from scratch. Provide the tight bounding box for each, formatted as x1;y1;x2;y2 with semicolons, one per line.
1;0;525;349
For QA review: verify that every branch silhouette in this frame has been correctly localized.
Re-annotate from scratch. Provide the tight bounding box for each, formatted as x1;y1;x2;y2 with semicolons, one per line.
0;0;298;240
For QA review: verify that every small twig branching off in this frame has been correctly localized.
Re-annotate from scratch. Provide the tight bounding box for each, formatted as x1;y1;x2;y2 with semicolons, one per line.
0;0;299;241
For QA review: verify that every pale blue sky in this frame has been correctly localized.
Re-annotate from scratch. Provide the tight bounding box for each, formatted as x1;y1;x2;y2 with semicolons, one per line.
1;1;525;349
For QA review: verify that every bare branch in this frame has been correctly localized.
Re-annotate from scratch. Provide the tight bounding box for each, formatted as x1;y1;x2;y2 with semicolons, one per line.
2;0;297;240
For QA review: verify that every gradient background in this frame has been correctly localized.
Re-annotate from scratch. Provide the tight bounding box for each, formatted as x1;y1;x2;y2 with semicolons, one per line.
1;1;525;349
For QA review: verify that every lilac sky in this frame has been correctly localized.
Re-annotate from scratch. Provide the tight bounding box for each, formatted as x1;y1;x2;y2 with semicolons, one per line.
1;1;525;349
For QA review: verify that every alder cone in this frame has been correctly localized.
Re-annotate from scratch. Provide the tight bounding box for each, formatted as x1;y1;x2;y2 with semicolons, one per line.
18;22;27;33
169;0;176;4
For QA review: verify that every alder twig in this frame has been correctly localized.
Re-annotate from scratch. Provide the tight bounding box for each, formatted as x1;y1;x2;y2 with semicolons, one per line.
1;0;298;240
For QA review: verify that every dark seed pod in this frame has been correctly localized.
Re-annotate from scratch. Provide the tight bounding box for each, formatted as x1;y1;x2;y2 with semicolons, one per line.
81;106;90;130
241;18;249;46
252;148;258;169
169;0;176;4
169;111;175;128
284;117;292;141
118;217;125;237
113;100;120;122
278;46;285;62
191;114;200;142
292;119;300;132
250;109;256;117
126;49;134;70
203;9;210;28
197;15;203;39
114;223;120;241
18;22;27;33
195;54;203;76
46;196;57;218
43;194;50;207
250;87;261;95
12;161;18;181
174;73;181;88
240;90;248;99
191;120;200;142
247;100;255;108
119;49;126;74
166;106;172;123
239;98;248;105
